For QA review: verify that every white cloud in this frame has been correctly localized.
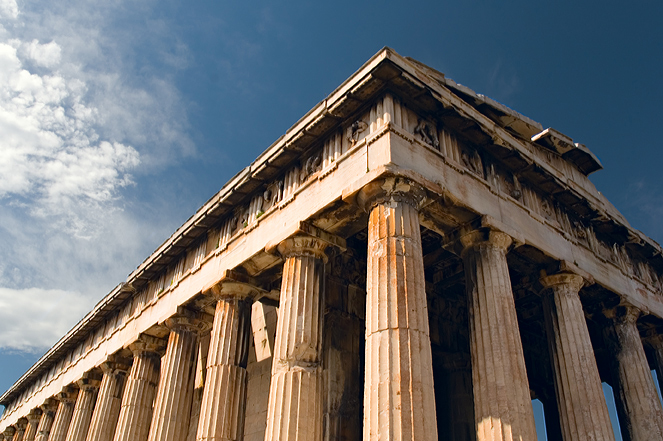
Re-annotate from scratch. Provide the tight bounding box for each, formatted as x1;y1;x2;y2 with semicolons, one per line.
0;0;18;19
0;288;94;351
21;39;62;68
0;0;194;352
0;39;141;236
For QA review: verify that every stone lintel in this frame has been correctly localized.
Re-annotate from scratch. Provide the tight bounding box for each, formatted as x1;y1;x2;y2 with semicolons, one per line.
444;214;526;257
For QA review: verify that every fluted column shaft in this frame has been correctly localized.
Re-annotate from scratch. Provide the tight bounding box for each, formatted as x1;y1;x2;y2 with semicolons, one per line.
64;377;100;441
461;229;537;441
24;411;42;441
197;273;257;441
34;402;57;441
12;421;25;441
358;178;438;441
541;273;614;441
147;311;202;441
47;390;78;441
608;307;663;441
264;232;337;441
86;360;129;441
113;338;162;441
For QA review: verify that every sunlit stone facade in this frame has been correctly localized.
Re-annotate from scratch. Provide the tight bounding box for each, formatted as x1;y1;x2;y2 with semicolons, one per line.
2;48;663;441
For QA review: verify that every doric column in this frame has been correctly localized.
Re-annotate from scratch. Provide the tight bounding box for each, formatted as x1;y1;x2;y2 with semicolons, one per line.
356;177;438;441
187;332;211;441
147;308;206;441
12;420;26;441
606;306;663;440
34;399;58;441
264;223;345;441
457;223;537;441
196;271;261;441
47;388;79;441
540;271;614;441
23;409;42;441
113;335;164;441
86;357;130;441
64;373;101;441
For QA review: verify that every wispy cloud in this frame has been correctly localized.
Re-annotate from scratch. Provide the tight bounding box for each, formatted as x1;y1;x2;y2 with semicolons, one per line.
0;0;193;351
0;288;93;352
487;58;520;102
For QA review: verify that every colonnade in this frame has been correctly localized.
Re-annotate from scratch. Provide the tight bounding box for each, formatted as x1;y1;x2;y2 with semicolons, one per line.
3;177;663;441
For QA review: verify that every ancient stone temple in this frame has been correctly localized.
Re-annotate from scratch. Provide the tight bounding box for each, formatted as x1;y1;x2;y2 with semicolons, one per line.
2;47;663;441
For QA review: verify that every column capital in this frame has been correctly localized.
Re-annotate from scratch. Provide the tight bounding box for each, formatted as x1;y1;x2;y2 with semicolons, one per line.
202;269;264;302
76;371;102;391
540;273;586;292
56;386;78;404
100;355;132;375
356;176;427;212
3;428;15;437
127;333;167;355
605;304;642;326
266;221;346;263
444;215;525;257
540;260;594;290
26;408;42;425
164;306;210;333
40;398;59;415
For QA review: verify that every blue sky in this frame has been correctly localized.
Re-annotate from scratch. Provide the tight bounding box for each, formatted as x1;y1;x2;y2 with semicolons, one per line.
0;0;661;438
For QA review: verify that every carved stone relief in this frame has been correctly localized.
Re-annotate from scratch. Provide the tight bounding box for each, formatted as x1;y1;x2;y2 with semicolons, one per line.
461;148;483;178
300;152;322;183
414;119;440;150
347;120;368;146
511;175;523;200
